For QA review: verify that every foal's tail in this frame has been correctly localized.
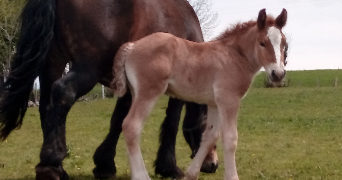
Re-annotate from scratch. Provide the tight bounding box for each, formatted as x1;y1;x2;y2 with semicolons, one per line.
0;0;55;140
110;43;134;97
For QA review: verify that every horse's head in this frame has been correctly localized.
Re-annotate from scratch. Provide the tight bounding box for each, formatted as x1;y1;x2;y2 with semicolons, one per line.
256;8;288;82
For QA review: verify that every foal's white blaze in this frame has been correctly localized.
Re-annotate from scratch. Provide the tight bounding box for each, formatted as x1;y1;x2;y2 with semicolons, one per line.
267;26;282;64
265;26;284;76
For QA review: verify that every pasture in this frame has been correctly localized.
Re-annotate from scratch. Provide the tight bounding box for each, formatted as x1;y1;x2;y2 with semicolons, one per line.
1;70;342;180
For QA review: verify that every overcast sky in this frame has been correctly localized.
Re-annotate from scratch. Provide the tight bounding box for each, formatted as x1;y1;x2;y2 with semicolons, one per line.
210;0;342;70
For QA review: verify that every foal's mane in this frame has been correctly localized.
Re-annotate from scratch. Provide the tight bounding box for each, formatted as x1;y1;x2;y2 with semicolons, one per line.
213;16;276;41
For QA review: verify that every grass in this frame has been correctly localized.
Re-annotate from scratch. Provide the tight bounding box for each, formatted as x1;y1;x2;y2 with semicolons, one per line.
1;70;342;179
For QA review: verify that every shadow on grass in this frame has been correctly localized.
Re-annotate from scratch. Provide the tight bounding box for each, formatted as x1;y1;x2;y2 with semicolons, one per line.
2;175;131;180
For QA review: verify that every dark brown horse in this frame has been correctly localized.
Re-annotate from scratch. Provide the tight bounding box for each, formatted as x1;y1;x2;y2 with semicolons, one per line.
0;0;218;179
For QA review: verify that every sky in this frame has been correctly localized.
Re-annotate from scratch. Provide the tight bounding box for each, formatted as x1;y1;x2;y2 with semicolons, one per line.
209;0;342;70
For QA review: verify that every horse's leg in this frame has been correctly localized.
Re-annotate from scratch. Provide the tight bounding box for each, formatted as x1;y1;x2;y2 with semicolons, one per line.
36;45;69;180
123;95;160;180
185;106;220;180
93;92;132;179
182;103;205;157
183;103;219;173
35;66;100;180
154;97;185;179
218;98;240;180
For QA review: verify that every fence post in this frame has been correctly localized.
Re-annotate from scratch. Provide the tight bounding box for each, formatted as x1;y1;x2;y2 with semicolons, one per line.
316;78;319;87
102;85;105;99
334;77;338;87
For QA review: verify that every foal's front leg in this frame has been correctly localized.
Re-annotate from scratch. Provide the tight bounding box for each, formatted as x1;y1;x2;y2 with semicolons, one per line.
218;97;241;180
185;106;220;180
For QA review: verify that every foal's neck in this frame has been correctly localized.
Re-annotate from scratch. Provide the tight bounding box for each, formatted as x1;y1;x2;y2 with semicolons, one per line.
221;26;262;75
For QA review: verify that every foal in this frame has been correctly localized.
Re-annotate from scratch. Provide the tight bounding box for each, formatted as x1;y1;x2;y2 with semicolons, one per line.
111;9;288;180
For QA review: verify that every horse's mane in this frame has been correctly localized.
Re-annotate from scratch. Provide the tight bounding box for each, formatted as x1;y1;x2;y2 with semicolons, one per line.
213;16;276;41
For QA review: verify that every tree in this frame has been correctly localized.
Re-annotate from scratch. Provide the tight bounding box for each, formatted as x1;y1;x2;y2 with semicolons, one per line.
0;17;19;81
0;0;25;83
188;0;219;41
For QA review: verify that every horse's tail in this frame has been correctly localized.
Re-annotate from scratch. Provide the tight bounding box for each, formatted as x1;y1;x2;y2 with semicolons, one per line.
110;43;134;97
0;0;56;140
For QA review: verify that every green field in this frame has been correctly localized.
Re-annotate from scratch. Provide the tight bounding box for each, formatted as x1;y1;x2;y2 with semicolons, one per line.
1;70;342;180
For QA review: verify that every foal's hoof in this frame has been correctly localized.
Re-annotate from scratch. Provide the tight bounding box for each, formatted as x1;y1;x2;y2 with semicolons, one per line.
35;165;69;180
93;166;116;179
184;173;199;180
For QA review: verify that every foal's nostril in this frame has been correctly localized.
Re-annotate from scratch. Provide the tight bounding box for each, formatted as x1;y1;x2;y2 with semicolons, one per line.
271;70;279;81
271;70;285;82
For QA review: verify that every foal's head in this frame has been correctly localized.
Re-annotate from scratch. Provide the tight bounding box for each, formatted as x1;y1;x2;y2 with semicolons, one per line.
256;9;288;82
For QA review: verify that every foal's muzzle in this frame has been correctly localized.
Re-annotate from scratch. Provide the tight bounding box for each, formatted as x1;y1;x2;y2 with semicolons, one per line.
271;70;286;82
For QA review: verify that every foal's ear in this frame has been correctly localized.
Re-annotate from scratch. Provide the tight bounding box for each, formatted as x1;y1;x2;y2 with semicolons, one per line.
276;8;287;29
257;9;267;30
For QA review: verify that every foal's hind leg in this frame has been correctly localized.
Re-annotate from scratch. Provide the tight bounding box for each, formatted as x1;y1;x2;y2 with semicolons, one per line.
36;65;100;180
122;95;161;180
93;92;132;179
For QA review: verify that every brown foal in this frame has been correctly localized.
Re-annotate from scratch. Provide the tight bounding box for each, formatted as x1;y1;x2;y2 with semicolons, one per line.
111;9;288;180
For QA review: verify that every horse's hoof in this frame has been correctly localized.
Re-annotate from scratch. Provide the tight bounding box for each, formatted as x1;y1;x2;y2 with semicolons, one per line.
35;165;69;180
200;162;218;173
172;166;185;179
93;166;116;179
154;163;184;179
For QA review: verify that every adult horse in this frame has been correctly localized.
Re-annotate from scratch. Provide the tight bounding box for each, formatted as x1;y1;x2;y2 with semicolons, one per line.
0;0;218;179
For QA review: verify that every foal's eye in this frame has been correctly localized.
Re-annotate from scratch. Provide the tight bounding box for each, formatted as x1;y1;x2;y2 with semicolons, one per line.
260;42;265;47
